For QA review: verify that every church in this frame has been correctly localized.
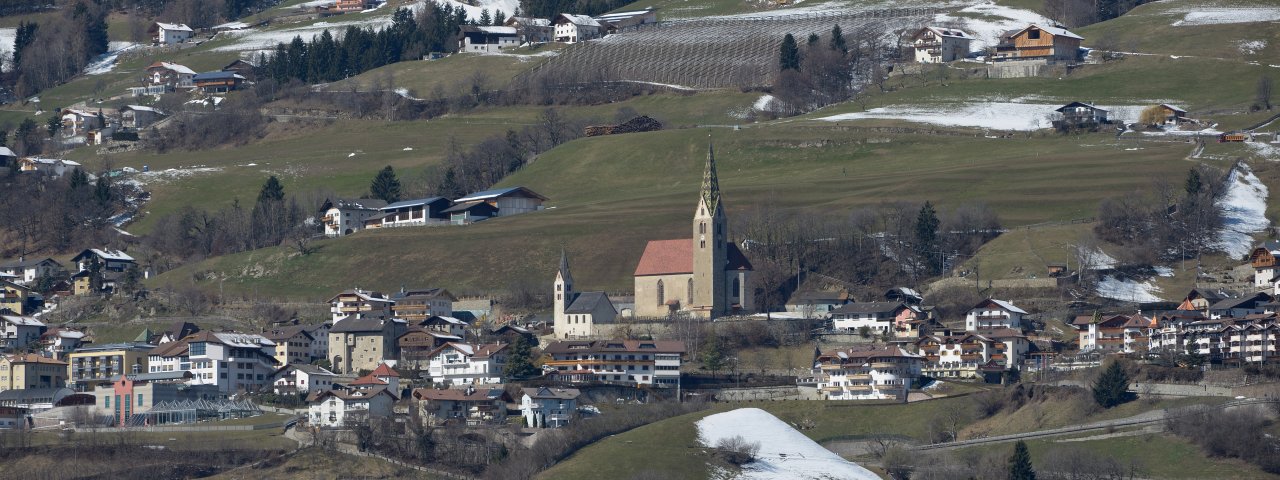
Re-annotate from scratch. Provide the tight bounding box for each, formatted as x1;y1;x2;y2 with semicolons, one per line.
632;143;753;319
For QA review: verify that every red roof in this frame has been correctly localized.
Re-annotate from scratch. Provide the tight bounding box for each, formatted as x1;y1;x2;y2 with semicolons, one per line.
370;363;400;377
351;373;388;385
634;239;753;276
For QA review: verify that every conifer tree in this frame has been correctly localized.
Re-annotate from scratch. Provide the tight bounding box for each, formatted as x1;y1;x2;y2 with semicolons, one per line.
807;32;819;46
1008;441;1036;480
258;176;285;204
1093;360;1132;408
780;33;801;71
479;9;492;26
915;201;940;273
503;335;539;379
830;24;846;54
370;165;402;203
494;10;506;26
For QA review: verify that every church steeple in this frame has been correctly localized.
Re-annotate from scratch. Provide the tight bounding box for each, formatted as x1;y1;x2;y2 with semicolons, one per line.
558;247;573;286
700;141;721;215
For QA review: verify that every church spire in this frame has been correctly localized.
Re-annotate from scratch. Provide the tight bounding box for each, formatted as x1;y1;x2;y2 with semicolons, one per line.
701;139;721;214
558;247;573;285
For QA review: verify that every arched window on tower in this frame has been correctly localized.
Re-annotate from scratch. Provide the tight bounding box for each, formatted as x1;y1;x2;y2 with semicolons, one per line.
687;279;694;303
656;280;665;306
732;276;741;299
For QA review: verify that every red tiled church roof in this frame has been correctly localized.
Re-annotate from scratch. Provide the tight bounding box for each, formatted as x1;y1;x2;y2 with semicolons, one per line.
634;239;753;276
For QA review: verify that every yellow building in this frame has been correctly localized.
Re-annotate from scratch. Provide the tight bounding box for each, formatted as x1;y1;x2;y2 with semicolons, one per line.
66;343;152;391
0;354;69;391
1;280;31;315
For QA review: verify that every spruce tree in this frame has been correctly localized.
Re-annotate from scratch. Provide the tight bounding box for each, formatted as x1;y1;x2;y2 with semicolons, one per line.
1093;360;1132;408
1185;168;1202;196
807;32;819;46
702;337;727;378
494;10;506;26
69;168;89;189
479;9;491;26
1008;441;1036;480
370;165;403;203
503;335;539;379
779;33;801;71
258;176;285;204
915;201;940;273
830;24;847;54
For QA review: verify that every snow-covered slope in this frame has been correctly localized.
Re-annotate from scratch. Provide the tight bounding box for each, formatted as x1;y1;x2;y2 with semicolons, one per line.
697;408;879;480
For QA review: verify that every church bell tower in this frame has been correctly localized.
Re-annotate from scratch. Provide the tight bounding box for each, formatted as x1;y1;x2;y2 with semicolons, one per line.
692;141;728;317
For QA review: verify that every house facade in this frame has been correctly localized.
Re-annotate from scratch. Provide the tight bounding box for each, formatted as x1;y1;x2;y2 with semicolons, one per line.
321;198;388;236
965;298;1027;332
813;346;923;401
553;14;601;43
0;258;65;285
542;339;684;387
994;24;1083;63
67;343;153;391
390;287;456;321
0;283;35;316
634;144;753;319
307;385;395;427
830;302;920;334
0;315;45;349
152;22;193;44
0;354;67;391
914;334;1008;379
413;385;511;425
784;290;850;318
459;26;521;53
145;62;196;89
520;386;579;428
426;343;508;385
192;71;245;93
375;197;451;228
329;288;393;323
505;17;553;43
553;250;619;339
270;364;338;395
453;186;548;217
1252;242;1280;287
263;325;318;365
398;329;462;369
911;26;973;63
329;317;406;374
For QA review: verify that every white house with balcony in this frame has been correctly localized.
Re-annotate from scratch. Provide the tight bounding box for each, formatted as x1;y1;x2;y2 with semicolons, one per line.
553;14;601;43
520;386;580;428
307;385;396;427
913;333;1008;379
965;298;1027;332
270;363;338;395
829;301;922;334
541;340;685;387
813;346;923;401
426;343;508;385
148;332;278;394
152;22;193;44
320;198;387;236
911;26;973;63
0;258;65;285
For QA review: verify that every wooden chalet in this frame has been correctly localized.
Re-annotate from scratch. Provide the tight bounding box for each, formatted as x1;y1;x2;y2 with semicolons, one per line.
994;24;1083;63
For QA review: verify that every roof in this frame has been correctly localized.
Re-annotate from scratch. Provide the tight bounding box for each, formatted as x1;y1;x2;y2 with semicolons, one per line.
308;385;394;403
275;363;336;377
155;22;193;32
555;14;601;27
4;353;66;365
413;387;509;402
73;248;135;262
506;16;551;27
262;325;313;342
0;315;44;327
0;146;14;157
0;387;73;403
351;373;388;386
186;331;273;348
420;315;468;326
383;197;447;210
1055;101;1107;113
440;200;497;214
1160;103;1187;114
973;298;1028;315
522;386;580;400
454;186;548;203
0;257;61;269
122;370;192;382
595;8;655;22
818;345;921;363
148;61;197;75
73;342;154;353
473;26;518;35
192;71;244;81
921;26;974;39
788;290;848;303
633;239;753;276
327;288;392;304
979;327;1027;339
565;291;616;314
428;342;509;359
330;317;389;333
1021;23;1082;40
122;105;162;113
370;363;400;377
831;302;905;315
544;339;686;355
1209;292;1273;311
321;198;388;212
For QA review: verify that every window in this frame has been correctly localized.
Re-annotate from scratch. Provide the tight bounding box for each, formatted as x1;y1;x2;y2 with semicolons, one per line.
138;394;144;406
190;343;206;356
104;396;110;408
699;222;706;234
656;280;665;305
1028;29;1040;40
732;276;741;299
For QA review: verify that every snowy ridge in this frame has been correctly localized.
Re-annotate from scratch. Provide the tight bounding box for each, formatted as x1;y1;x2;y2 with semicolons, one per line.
697;408;879;480
819;102;1146;131
1214;163;1270;259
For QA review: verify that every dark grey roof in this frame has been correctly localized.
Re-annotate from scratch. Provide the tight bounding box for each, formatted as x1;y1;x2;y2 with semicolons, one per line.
565;291;615;314
120;371;193;382
788;290;845;303
831;301;904;315
441;200;496;214
0;387;73;403
1209;292;1273;311
329;316;387;333
192;71;241;81
383;197;446;210
0;257;61;269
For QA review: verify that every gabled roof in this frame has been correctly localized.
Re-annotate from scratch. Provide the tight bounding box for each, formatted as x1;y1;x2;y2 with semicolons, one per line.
1209;292;1273;311
73;248;135;263
263;325;313;342
1159;103;1187;114
633;240;752;276
273;363;336;377
383;197;447;210
972;298;1028;315
919;26;974;39
413;387;510;402
330;317;389;333
554;14;600;27
522;386;580;400
1055;101;1107;113
192;71;244;81
320;198;388;212
788;290;848;303
427;342;509;359
308;385;394;403
565;291;616;315
0;315;44;327
4;353;66;365
505;16;552;27
419;315;468;327
122;105;163;114
817;345;921;363
1011;24;1082;40
0;257;61;269
831;301;905;316
155;22;193;32
147;61;196;75
454;186;548;203
440;200;498;215
370;363;400;377
327;289;392;304
543;339;685;355
0;146;14;157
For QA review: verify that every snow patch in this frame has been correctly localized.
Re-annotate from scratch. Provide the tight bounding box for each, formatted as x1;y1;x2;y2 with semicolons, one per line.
1096;275;1163;302
0;27;14;70
84;42;138;75
431;0;519;22
820;102;1144;131
1214;163;1270;258
754;94;777;111
124;166;223;186
1079;248;1118;270
697;408;879;480
1170;7;1280;26
1246;141;1280;161
1154;266;1174;277
403;147;413;151
1239;39;1267;55
933;2;1054;50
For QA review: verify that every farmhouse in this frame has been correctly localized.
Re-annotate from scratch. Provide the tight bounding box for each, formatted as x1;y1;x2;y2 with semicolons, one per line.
505;16;553;43
994;24;1083;63
398;329;462;369
320;198;388;236
151;22;193;44
1251;241;1280;287
0;258;65;286
1053;102;1110;130
441;200;499;224
1157;104;1189;124
19;158;81;178
373;197;451;228
554;250;619;339
71;249;136;294
192;71;245;93
594;8;657;34
144;62;197;90
453;186;547;217
307;384;396;427
459;26;520;53
60;109;103;137
334;0;377;13
553;14;601;43
328;288;393;322
520;386;580;428
911;26;973;63
119;105;166;129
633;144;754;319
221;58;258;82
270;364;338;394
542;339;684;387
39;328;87;360
813;346;923;401
1208;292;1273;319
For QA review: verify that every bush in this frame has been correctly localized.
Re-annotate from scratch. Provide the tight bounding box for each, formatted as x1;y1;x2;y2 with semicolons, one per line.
715;435;760;466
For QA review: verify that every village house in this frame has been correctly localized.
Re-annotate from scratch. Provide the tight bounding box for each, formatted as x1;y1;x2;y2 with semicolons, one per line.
594;8;657;34
553;14;601;43
334;0;377;13
425;342;508;385
328;317;406;374
413;385;512;425
914;333;1008;381
459;25;521;53
144;61;197;90
192;71;246;93
151;22;193;44
452;186;548;218
39;328;87;360
993;24;1083;63
270;363;338;395
147;332;278;394
398;328;462;369
59;109;104;138
118;105;166;129
520;386;580;428
542;339;684;387
307;384;396;427
784;290;850;318
321;198;388;236
413;315;469;338
813;346;923;401
71;248;137;295
1157;104;1189;125
1251;242;1280;288
67;342;153;391
553;250;619;339
372;197;451;228
634;144;754;319
0;282;36;316
390;287;456;321
221;58;258;82
830;301;922;335
1071;312;1154;354
1053;102;1111;130
965;298;1027;332
143;320;202;346
504;16;554;43
0;354;67;391
0;315;45;349
90;371;222;427
911;26;974;63
1148;309;1205;354
329;288;393;323
1179;288;1229;313
20;158;82;178
263;325;318;365
1222;321;1280;364
1209;292;1273;319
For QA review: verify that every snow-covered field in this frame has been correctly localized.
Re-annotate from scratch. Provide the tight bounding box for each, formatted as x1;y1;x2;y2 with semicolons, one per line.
0;27;14;70
933;2;1054;49
818;101;1144;131
84;41;138;75
697;408;879;480
1096;275;1164;302
1169;7;1280;26
123;166;224;186
1246;140;1280;160
1214;163;1270;258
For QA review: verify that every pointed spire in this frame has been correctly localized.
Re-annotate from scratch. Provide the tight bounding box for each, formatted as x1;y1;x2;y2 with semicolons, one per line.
701;137;721;214
558;247;573;284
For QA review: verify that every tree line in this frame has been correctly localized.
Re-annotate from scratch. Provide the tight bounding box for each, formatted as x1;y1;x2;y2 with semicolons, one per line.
1094;165;1226;265
0;162;133;259
8;1;109;97
772;25;888;116
517;0;632;19
1043;0;1152;28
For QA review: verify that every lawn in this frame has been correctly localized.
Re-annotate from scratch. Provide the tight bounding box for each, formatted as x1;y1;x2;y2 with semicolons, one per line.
1017;433;1280;479
209;447;426;480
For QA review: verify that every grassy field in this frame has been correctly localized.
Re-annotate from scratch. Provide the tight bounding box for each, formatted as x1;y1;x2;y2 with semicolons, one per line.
323;44;565;95
1012;433;1280;479
210;447;426;480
